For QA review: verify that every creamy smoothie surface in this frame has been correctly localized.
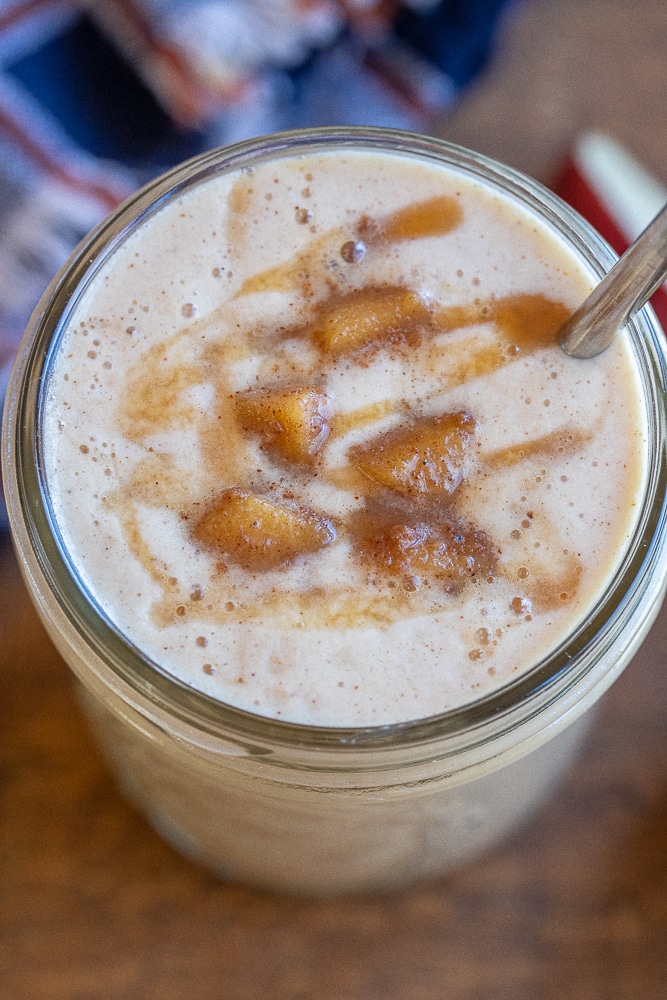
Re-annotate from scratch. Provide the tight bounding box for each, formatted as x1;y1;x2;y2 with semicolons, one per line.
43;148;647;726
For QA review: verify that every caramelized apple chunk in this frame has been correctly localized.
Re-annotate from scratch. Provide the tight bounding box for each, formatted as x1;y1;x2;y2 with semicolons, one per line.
349;410;476;497
235;385;331;465
360;519;496;595
193;488;336;571
312;286;432;356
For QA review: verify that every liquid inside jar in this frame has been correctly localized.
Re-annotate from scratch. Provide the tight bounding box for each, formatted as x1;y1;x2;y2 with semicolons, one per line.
42;148;648;726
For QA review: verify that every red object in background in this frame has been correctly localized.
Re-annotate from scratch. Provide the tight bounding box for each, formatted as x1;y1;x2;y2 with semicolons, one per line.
551;131;667;331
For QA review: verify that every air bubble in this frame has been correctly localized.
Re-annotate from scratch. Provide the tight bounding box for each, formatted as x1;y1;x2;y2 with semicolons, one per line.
510;596;531;615
340;240;366;263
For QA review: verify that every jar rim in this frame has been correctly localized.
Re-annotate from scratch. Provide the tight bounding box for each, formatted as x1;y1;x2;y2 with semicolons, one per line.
5;125;667;755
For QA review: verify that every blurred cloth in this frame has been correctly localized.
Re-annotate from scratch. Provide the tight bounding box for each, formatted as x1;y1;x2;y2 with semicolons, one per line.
0;0;512;526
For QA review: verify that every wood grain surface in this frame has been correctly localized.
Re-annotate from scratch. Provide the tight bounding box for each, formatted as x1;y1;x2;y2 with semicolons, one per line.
2;3;667;997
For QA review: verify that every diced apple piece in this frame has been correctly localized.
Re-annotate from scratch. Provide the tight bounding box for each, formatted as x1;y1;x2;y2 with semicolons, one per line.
360;519;495;594
312;286;431;356
349;410;476;497
235;385;330;465
193;488;336;571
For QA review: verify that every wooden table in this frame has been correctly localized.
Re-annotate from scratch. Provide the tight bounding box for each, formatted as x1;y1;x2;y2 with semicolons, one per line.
2;2;667;997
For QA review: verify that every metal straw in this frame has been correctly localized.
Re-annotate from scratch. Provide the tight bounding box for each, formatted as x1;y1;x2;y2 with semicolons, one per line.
560;202;667;359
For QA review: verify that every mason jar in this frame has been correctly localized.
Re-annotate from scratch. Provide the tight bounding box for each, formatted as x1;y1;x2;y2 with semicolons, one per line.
4;128;667;896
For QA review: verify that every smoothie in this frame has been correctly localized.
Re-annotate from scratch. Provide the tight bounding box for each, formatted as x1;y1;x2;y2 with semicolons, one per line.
42;144;646;726
7;131;665;894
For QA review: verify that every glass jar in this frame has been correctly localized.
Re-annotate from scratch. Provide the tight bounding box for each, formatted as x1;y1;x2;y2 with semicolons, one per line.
4;128;667;896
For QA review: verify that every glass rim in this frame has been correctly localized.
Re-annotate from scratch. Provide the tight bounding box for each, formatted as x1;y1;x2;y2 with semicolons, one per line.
5;125;667;755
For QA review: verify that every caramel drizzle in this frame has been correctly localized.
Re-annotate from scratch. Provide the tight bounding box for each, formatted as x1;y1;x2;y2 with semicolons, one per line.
233;194;463;299
110;193;587;629
483;426;591;469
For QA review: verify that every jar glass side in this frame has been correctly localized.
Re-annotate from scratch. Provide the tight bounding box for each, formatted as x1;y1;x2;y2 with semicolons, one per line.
4;127;667;774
